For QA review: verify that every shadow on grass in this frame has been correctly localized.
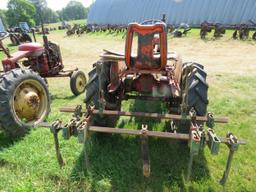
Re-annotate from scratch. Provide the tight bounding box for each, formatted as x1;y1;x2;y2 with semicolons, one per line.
0;131;16;151
0;131;20;166
70;100;210;191
51;94;77;101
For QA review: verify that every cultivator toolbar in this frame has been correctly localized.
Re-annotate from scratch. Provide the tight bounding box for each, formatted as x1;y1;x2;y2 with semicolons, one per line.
39;105;245;186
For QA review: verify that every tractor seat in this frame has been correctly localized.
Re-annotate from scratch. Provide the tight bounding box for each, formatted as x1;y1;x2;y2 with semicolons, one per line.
125;23;167;70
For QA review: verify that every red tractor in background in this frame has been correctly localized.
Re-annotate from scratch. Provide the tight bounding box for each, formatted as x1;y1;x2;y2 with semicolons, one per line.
0;29;86;137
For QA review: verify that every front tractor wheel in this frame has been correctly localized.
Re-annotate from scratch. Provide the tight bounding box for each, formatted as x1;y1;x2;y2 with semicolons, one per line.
70;70;87;96
0;69;50;137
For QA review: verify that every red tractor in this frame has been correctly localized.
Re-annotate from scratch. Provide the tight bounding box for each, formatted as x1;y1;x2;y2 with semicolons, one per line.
0;31;86;137
39;20;245;186
85;20;207;128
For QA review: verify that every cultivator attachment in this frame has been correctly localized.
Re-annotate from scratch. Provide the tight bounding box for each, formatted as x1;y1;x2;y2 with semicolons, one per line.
39;105;245;186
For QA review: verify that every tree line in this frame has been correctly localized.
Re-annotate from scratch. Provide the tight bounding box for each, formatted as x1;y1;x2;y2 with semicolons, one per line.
0;0;90;28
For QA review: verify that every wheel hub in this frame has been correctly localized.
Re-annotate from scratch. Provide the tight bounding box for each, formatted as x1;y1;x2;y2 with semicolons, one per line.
14;85;42;121
76;74;86;93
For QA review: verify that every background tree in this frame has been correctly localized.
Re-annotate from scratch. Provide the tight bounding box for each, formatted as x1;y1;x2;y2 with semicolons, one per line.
30;0;58;24
41;8;59;24
60;1;87;21
6;0;36;27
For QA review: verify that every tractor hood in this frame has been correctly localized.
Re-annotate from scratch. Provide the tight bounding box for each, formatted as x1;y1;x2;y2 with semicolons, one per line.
19;43;44;57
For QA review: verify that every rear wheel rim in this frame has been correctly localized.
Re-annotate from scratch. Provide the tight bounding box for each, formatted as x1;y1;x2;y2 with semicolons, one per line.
12;79;48;126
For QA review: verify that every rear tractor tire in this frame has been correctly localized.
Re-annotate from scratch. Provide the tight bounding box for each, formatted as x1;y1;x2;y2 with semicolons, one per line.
252;32;256;41
70;70;87;96
85;62;121;127
0;69;50;137
175;62;208;133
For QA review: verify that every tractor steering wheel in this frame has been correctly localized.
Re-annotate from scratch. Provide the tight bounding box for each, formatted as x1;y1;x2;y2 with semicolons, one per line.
0;32;9;41
140;19;165;25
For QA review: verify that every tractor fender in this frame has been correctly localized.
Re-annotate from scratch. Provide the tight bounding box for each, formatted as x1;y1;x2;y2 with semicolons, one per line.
170;52;183;85
108;61;127;93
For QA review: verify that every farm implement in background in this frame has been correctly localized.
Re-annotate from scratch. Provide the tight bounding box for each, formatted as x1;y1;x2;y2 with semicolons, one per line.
200;20;256;40
7;27;32;46
200;21;226;39
231;20;256;40
38;20;245;186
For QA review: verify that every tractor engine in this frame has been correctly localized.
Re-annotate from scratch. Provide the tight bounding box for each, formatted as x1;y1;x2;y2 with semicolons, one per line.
23;53;49;76
22;41;64;76
123;73;176;97
47;41;64;73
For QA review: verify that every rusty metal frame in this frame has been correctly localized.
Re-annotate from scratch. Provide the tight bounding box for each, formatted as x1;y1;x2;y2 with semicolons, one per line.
59;107;228;123
38;105;246;187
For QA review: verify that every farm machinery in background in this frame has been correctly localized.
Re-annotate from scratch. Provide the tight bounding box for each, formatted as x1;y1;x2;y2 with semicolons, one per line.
65;22;191;39
200;20;256;40
200;21;226;39
0;22;87;137
39;20;245;186
7;27;32;46
232;20;256;40
66;24;128;36
170;23;191;38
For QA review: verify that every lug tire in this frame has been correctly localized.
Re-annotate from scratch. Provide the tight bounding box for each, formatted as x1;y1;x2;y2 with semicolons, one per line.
252;32;256;41
0;69;50;137
85;62;120;127
22;33;32;43
176;62;208;133
70;70;87;96
181;62;208;116
10;35;20;46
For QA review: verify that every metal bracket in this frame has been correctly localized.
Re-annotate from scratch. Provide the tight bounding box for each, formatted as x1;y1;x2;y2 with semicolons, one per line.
189;125;201;155
198;125;206;150
206;112;215;128
207;128;221;155
187;122;201;181
62;106;84;139
73;105;83;119
77;121;87;143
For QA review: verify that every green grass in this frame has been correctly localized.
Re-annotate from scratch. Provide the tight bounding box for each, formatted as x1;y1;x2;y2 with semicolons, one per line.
0;28;255;191
0;74;255;191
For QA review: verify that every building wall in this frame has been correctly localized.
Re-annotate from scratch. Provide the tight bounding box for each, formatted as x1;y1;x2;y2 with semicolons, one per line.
88;0;256;26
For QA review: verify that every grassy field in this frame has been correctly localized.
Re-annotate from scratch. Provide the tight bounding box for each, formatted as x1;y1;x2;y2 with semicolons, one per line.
0;29;256;191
